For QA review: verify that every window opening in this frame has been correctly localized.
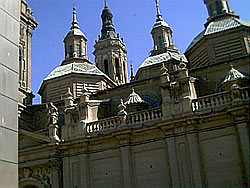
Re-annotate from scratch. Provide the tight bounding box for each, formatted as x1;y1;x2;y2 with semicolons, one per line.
115;58;120;80
76;44;81;57
69;45;73;57
158;36;163;49
104;59;109;75
216;1;222;14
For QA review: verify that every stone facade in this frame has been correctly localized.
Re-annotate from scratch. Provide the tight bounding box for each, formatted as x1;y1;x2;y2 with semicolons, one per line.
0;0;20;188
18;0;249;188
19;0;37;105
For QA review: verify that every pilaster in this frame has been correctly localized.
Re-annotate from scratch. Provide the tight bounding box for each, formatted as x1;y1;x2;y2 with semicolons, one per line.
79;153;90;188
165;136;180;188
117;135;134;188
186;132;203;187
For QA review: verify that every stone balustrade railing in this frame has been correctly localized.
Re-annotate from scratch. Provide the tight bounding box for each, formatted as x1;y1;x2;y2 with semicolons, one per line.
126;107;162;125
86;107;162;135
86;116;121;134
192;87;249;112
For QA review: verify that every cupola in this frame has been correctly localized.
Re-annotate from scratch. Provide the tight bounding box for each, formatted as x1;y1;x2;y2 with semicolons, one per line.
150;0;178;56
62;7;89;65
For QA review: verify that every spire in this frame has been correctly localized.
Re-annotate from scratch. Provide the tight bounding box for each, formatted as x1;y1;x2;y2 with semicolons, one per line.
155;0;163;21
100;1;116;39
71;7;80;30
130;64;134;81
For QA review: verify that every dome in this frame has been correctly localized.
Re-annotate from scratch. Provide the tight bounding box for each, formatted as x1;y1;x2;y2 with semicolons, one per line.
44;62;110;81
139;52;187;69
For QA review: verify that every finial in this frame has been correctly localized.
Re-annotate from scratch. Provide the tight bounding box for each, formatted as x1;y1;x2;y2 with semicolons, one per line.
71;7;80;30
104;0;107;7
155;0;163;21
130;64;134;81
132;87;135;93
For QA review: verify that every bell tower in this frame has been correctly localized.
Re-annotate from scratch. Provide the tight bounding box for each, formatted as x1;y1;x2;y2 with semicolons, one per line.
93;1;128;85
150;0;178;56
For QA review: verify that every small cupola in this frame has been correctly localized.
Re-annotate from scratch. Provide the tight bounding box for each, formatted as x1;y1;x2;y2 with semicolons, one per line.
150;0;177;56
124;88;149;113
220;65;249;91
62;7;89;65
204;0;239;25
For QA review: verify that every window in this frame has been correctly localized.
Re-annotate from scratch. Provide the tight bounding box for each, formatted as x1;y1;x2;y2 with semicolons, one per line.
123;61;127;82
69;45;73;57
158;36;163;49
208;4;212;16
115;58;120;80
104;59;109;75
215;1;222;14
76;44;81;57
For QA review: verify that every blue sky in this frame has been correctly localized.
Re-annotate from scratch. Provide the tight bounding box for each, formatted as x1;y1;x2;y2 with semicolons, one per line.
26;0;250;103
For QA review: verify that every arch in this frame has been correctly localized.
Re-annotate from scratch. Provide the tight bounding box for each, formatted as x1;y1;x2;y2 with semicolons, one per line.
19;178;44;188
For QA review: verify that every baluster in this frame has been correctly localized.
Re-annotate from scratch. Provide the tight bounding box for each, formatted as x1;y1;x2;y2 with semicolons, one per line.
145;111;149;121
141;113;145;122
211;97;216;107
86;124;90;133
111;120;114;128
199;100;203;109
137;113;141;122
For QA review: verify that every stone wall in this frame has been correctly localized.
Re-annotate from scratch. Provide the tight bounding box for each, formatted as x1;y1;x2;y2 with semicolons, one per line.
61;105;248;188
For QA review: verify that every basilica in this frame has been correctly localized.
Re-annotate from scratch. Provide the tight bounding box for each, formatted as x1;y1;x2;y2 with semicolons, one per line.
18;0;249;188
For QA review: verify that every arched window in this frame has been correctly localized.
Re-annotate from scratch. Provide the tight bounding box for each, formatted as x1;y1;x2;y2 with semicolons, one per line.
76;44;81;57
215;1;222;14
104;59;109;75
115;58;120;80
123;61;127;82
158;36;163;49
69;45;73;57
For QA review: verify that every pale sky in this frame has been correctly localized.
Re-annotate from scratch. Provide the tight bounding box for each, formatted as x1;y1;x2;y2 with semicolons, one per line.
26;0;250;103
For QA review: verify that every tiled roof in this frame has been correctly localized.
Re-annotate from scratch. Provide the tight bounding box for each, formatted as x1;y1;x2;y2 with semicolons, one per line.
44;62;107;80
205;17;250;35
186;17;250;52
139;52;188;69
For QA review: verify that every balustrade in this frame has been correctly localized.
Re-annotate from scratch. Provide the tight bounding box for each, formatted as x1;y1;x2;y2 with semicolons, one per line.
86;107;162;135
192;87;249;112
86;116;120;134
